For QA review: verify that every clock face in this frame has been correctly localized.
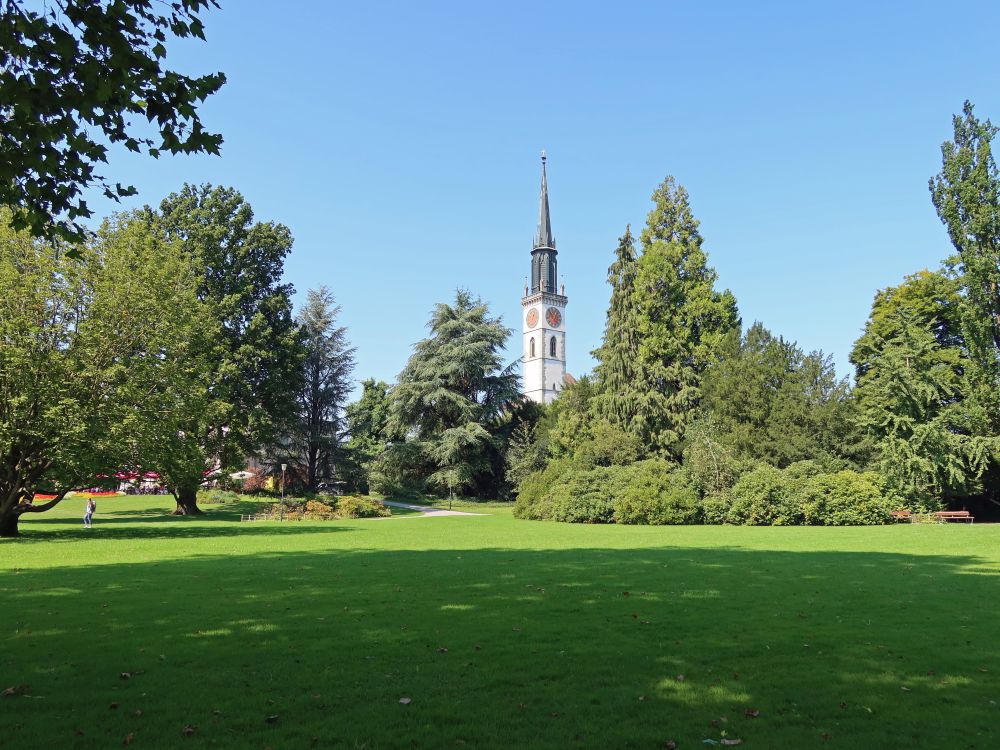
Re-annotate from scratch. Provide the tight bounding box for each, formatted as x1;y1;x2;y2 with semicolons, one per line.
526;308;539;328
545;307;562;327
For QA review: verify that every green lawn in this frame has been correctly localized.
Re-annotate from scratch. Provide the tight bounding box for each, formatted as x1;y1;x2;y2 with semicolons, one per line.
2;496;998;749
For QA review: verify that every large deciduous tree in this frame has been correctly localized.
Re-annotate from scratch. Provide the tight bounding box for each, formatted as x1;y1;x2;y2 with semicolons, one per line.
378;290;520;498
0;0;225;246
343;379;393;494
0;211;215;536
295;286;356;491
157;184;304;514
631;177;740;457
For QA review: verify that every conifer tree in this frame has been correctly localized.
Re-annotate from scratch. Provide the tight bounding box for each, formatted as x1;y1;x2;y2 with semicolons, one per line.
631;177;740;457
294;286;356;491
380;290;520;497
592;225;642;430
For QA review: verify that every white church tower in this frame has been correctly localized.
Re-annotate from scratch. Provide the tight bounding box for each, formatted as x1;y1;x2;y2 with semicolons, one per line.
522;152;568;404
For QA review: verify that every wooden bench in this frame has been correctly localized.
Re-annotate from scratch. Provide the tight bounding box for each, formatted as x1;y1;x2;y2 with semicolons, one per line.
933;510;974;524
890;510;913;522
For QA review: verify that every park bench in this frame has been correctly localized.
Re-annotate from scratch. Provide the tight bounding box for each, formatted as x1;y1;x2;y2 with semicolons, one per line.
890;510;913;522
932;510;974;524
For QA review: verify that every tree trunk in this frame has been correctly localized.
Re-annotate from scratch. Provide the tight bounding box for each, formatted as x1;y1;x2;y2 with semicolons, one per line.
172;485;203;516
0;510;20;537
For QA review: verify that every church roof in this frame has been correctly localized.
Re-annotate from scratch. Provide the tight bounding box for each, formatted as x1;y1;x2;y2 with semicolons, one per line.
534;151;555;250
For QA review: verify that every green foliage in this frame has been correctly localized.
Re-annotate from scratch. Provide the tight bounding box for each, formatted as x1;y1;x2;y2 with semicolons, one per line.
702;323;857;468
335;495;390;519
631;177;740;457
0;1;225;246
382;290;520;499
682;417;755;497
198;489;241;505
514;459;697;525
930;101;1000;368
294;286;356;490
343;379;393;493
612;462;699;525
504;421;549;494
0;211;216;534
591;225;643;429
798;471;899;526
725;464;805;526
853;297;992;504
156;185;304;512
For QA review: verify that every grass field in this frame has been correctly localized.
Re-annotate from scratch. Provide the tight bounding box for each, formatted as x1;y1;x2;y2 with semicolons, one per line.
2;495;998;749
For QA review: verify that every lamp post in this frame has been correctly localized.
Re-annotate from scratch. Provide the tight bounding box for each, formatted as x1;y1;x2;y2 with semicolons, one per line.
280;463;287;522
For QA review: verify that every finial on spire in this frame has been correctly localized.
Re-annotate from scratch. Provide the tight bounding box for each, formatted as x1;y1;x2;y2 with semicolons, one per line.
534;151;554;250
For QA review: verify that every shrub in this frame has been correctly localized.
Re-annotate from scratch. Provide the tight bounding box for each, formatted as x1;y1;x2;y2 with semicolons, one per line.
612;461;699;525
726;464;804;525
699;493;731;525
199;489;241;505
546;465;617;523
513;459;575;520
798;470;896;526
336;495;390;518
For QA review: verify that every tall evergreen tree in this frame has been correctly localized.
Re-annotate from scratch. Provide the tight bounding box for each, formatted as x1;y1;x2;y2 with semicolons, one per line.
631;177;740;457
851;271;995;505
343;379;393;493
156;184;304;514
295;286;356;491
592;225;642;430
380;290;520;498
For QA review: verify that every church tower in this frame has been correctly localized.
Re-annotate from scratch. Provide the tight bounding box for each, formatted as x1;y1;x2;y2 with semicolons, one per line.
521;152;568;404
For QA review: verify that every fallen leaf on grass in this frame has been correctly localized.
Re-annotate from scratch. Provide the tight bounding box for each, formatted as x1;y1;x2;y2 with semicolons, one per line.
900;686;911;692
120;672;132;680
109;702;119;710
123;733;134;746
181;725;195;736
133;710;142;717
638;695;646;702
721;740;743;746
664;741;677;749
676;674;686;682
399;697;412;705
2;684;29;697
437;647;449;653
265;715;279;724
744;708;759;718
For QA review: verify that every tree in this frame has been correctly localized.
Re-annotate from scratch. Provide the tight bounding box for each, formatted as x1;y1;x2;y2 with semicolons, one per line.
701;322;855;468
0;0;225;246
157;184;304;514
0;211;215;535
295;286;356;491
343;379;393;493
930;101;1000;360
852;281;992;505
591;225;643;431
631;177;740;457
381;290;520;498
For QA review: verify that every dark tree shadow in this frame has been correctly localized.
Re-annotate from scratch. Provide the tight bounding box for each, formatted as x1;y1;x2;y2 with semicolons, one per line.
1;542;998;748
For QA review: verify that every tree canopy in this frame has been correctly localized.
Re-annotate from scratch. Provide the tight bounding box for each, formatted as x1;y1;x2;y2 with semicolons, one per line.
0;0;225;247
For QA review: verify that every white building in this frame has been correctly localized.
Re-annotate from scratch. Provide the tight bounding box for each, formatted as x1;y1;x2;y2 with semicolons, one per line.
521;153;569;404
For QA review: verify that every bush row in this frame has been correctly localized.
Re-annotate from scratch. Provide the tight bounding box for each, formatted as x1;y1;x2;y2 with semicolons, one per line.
261;495;391;520
514;460;699;524
515;459;905;526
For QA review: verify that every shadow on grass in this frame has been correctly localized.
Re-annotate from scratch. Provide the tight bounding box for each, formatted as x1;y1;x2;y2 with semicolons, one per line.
1;543;999;748
13;502;352;542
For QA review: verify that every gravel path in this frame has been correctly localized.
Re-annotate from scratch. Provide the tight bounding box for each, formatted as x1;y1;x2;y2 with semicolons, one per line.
380;500;489;517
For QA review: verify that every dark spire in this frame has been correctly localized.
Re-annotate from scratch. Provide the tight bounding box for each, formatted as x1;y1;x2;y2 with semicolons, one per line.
534;150;555;250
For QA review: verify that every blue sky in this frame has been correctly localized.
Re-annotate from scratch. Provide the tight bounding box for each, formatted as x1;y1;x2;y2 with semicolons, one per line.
82;1;1000;391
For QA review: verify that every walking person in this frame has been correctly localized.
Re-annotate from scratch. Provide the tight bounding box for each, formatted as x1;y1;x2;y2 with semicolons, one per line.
83;497;96;529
